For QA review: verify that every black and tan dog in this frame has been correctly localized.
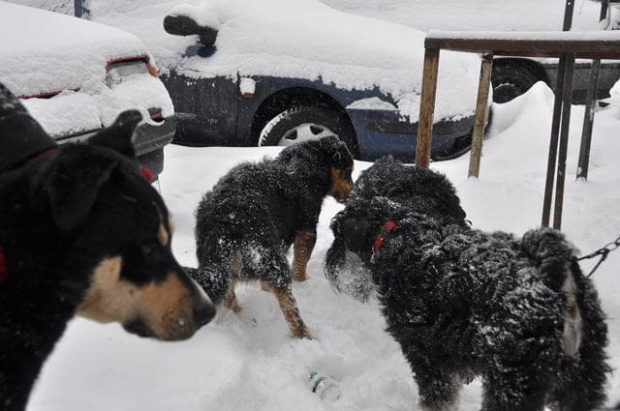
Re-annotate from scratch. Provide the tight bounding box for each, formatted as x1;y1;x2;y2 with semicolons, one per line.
326;157;609;411
0;84;215;411
187;136;354;338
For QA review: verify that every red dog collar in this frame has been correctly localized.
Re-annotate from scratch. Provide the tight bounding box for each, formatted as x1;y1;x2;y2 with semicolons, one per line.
0;247;7;282
139;166;154;182
372;220;398;252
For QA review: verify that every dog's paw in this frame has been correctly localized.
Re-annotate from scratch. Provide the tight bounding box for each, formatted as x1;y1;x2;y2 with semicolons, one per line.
292;326;312;340
292;270;308;282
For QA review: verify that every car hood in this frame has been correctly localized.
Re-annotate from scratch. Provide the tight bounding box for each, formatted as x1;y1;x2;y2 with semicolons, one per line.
0;2;174;138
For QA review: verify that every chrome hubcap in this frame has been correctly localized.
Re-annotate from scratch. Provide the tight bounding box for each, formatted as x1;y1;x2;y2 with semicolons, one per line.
278;123;337;146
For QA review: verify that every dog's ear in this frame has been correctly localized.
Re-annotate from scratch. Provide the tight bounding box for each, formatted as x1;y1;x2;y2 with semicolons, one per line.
341;217;371;253
41;151;120;232
88;110;143;158
318;136;353;168
331;208;372;253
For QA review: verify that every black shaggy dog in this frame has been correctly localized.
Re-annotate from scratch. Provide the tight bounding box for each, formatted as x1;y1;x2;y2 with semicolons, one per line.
0;84;215;411
187;136;354;339
325;157;609;411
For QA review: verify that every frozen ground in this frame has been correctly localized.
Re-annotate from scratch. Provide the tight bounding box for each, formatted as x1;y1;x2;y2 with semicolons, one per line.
25;82;620;410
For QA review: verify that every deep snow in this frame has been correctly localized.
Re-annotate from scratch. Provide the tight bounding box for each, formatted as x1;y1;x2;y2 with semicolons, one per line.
25;82;620;410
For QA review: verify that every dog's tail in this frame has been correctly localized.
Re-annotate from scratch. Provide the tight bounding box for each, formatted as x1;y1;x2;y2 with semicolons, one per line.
521;228;584;356
523;229;610;408
184;266;229;306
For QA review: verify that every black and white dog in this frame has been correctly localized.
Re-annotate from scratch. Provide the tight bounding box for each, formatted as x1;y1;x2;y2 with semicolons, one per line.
325;157;609;411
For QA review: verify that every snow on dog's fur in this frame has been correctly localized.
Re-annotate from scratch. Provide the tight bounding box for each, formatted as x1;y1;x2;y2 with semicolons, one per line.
325;157;609;411
186;136;354;339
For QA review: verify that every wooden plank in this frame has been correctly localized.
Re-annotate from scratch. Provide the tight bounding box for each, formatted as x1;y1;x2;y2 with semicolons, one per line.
425;32;620;60
468;54;493;178
415;48;440;168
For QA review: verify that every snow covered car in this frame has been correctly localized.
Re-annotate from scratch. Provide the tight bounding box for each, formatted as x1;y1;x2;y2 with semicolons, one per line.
321;0;620;104
0;2;175;178
155;0;483;161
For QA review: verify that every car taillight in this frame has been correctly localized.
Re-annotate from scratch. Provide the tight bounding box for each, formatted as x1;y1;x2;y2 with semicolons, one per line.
148;108;164;123
147;63;158;77
106;55;156;87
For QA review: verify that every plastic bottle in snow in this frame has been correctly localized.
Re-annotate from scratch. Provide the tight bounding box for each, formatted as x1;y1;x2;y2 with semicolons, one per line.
309;370;340;401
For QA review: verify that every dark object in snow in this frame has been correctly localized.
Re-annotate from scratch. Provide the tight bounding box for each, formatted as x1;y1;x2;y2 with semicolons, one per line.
0;82;57;174
0;91;215;411
187;136;354;339
325;157;609;411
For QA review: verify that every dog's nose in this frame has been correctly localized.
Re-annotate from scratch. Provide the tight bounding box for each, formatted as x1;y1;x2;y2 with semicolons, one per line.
194;299;216;326
331;191;344;203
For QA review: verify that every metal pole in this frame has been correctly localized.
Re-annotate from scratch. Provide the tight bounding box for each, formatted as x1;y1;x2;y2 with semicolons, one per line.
563;0;575;31
415;48;440;168
542;0;575;227
541;54;569;227
553;53;576;230
577;1;612;180
74;0;90;18
576;59;601;180
600;0;610;22
468;54;493;178
74;0;82;17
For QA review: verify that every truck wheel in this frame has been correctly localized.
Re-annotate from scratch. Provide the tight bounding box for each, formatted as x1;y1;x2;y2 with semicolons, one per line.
258;106;358;156
492;63;540;103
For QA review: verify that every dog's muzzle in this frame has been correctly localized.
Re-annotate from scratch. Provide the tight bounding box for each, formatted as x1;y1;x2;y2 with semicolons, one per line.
325;241;375;302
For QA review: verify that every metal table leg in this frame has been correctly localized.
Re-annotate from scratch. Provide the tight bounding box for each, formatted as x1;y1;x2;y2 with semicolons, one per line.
553;53;576;230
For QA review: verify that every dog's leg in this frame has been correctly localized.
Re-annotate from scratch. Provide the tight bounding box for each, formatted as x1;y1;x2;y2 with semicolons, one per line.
268;283;311;339
482;370;550;411
414;370;461;411
245;245;311;338
223;279;242;313
223;252;243;313
292;231;316;282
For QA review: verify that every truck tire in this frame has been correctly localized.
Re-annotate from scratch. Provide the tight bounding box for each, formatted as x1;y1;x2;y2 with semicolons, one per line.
492;63;541;103
258;105;358;156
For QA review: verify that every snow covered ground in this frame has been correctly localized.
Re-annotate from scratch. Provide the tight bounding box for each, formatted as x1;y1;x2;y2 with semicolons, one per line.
25;82;620;410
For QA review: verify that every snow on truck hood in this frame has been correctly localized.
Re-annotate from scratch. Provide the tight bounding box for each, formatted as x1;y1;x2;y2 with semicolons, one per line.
91;0;481;123
0;1;173;138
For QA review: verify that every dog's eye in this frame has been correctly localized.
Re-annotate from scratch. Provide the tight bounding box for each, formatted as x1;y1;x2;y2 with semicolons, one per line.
141;243;157;256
